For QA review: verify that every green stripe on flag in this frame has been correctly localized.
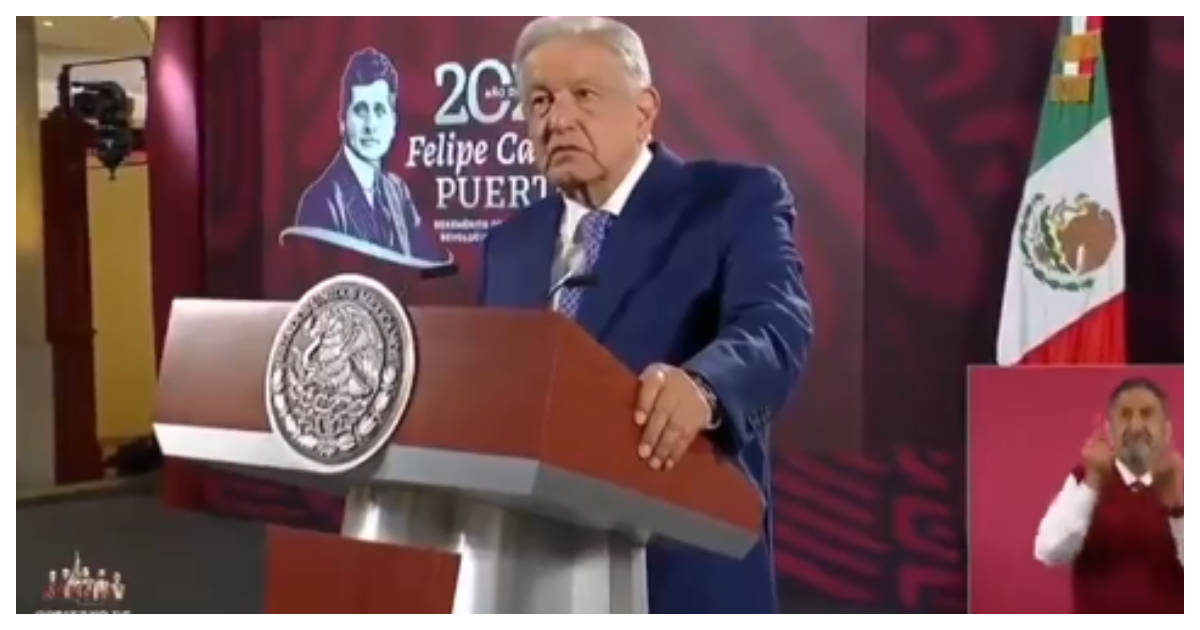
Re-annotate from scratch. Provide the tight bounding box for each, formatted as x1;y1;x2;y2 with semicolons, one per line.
1028;18;1112;174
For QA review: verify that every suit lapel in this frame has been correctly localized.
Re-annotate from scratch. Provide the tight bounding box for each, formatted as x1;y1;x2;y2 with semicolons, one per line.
331;155;373;237
576;145;687;337
508;196;563;307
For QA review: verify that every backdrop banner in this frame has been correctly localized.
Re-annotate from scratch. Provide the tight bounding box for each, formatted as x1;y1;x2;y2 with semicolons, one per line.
152;16;1182;612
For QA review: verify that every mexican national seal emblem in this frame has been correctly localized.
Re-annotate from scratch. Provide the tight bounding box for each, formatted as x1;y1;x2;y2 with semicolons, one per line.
1017;192;1118;291
266;273;416;473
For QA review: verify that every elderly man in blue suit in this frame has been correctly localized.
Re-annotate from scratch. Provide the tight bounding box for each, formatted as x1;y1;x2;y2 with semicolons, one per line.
480;17;814;613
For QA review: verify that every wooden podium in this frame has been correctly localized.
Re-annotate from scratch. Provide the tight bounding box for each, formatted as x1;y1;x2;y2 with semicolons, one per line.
153;298;763;613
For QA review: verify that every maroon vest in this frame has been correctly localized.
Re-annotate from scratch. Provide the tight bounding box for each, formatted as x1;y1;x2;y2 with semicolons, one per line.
1070;464;1184;613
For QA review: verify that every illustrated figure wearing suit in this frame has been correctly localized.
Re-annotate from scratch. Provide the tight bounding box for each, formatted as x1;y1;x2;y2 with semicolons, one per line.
285;47;450;269
481;17;813;613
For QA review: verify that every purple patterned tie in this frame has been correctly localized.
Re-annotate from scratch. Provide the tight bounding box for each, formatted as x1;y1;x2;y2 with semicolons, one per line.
557;210;613;319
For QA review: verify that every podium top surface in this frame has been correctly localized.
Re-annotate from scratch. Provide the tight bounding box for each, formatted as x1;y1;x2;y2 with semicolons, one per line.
154;298;764;558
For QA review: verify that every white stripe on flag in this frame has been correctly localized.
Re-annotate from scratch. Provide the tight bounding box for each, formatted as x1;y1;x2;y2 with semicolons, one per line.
995;118;1125;365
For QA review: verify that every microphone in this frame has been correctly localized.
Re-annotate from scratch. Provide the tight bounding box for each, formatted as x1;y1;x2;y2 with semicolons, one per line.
419;262;459;280
546;273;598;303
396;261;459;299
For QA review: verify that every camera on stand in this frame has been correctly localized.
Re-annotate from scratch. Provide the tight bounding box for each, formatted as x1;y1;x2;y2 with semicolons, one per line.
56;57;148;179
70;81;134;178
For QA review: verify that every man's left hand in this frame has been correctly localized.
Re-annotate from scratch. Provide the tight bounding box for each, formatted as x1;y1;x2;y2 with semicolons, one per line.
633;363;714;471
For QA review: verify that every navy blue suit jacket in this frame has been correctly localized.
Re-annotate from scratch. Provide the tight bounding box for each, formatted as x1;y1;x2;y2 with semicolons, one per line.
479;144;813;613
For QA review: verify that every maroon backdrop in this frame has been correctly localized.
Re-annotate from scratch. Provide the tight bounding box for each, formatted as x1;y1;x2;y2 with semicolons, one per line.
147;16;1183;612
969;365;1184;613
256;16;867;457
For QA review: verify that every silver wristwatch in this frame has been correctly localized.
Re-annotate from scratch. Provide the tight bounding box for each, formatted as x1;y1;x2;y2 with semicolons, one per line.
686;371;723;430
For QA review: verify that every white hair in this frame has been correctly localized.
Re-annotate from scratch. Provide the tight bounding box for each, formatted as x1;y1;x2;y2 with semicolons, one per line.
513;16;652;97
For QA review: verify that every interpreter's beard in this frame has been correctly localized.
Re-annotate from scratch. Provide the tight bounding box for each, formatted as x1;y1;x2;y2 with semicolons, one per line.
1117;431;1154;476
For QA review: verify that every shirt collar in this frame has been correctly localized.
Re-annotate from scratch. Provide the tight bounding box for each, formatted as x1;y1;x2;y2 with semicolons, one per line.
1114;458;1154;487
343;144;377;193
599;143;653;214
559;144;652;220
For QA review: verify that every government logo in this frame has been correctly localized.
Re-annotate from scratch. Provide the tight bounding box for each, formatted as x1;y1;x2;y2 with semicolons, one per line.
1018;192;1118;291
266;274;417;473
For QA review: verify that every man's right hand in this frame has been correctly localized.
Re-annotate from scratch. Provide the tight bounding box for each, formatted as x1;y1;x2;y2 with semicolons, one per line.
1081;426;1114;489
1152;450;1184;509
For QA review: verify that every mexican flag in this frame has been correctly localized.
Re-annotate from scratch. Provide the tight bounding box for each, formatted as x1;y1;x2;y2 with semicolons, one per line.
996;16;1126;365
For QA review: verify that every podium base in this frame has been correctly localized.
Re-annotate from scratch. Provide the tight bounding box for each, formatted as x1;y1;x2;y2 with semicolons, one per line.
342;485;648;613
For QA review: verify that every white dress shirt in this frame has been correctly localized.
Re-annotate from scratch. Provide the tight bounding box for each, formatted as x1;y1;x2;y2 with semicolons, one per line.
344;145;379;207
1034;458;1183;567
549;144;653;309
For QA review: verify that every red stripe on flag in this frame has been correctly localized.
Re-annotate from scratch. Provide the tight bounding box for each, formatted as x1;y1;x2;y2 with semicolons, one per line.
1019;294;1126;364
1080;56;1096;78
1081;16;1104;76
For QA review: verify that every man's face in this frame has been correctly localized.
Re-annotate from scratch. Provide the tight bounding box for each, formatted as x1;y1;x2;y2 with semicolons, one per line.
1109;387;1170;472
342;79;396;164
521;37;658;194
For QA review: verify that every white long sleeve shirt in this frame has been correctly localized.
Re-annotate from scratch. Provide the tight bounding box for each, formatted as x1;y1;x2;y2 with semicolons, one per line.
1034;458;1183;567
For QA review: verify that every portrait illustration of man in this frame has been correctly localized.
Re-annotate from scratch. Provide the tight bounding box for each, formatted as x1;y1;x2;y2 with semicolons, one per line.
282;47;450;269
